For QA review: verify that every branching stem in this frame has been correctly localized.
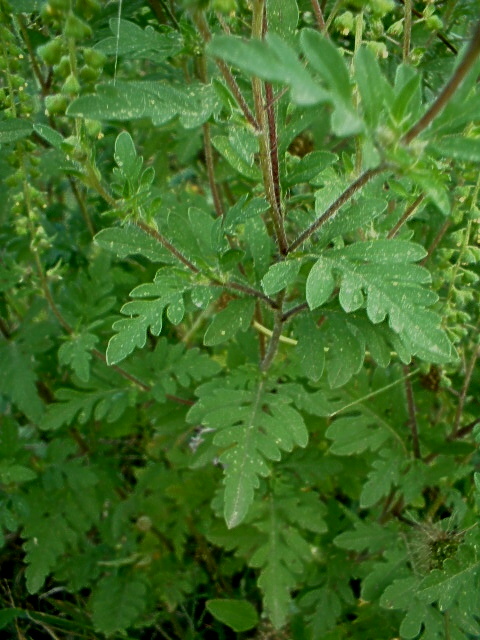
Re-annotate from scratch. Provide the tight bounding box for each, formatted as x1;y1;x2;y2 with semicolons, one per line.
403;19;480;143
387;194;425;238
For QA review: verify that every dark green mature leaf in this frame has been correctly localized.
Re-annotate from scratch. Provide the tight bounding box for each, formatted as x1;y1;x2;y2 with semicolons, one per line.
0;343;44;422
91;574;147;635
188;380;308;528
0;119;32;144
335;520;397;553
306;241;452;363
429;136;480;162
261;260;301;295
58;332;98;382
206;599;258;632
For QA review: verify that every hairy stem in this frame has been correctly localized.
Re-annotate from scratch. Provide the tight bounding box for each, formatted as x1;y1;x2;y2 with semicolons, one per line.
288;166;384;252
387;194;425;238
193;12;260;131
310;0;327;32
403;19;480;143
136;220;200;273
251;1;288;255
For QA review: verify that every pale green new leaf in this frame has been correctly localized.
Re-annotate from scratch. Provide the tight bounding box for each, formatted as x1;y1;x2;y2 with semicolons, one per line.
188;381;308;528
107;269;192;365
91;574;147;635
207;34;329;106
355;46;392;128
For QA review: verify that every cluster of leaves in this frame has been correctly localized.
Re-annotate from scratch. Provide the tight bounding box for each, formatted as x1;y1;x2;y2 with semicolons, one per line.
0;0;479;638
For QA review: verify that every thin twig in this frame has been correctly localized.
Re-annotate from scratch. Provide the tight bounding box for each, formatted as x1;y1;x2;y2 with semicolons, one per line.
135;220;200;273
403;19;480;143
451;344;480;437
288;166;385;252
203;123;224;217
282;301;309;322
387;194;425;239
260;294;286;372
420;219;451;266
403;365;421;459
310;0;327;33
264;82;282;217
68;177;96;236
193;11;260;131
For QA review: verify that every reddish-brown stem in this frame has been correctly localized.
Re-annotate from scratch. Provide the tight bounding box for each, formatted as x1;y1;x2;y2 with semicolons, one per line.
387;194;425;239
193;12;260;131
403;19;480;144
310;0;327;32
403;365;421;459
288;167;384;252
282;302;309;323
420;219;451;266
264;82;282;216
135;220;200;273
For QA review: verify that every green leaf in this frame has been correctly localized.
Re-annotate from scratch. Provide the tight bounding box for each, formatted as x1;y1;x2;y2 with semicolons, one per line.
206;599;258;632
212;135;261;180
107;268;192;365
33;123;64;149
294;316;325;382
58;332;99;382
95;19;183;61
188;381;308;528
91;574;147;635
0;462;36;484
203;298;255;346
266;0;298;44
114;131;142;180
429;136;480;162
0;343;44;422
335;520;396;553
67;81;219;128
360;449;401;508
94;225;174;262
207;34;329;106
0;119;32;144
283;151;337;187
355;46;392;128
261;260;301;295
306;241;452;363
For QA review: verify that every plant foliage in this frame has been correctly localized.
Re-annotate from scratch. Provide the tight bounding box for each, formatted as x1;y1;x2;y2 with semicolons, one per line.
0;0;479;637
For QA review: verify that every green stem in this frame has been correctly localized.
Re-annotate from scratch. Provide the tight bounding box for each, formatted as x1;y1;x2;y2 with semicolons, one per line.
260;292;286;372
403;19;480;143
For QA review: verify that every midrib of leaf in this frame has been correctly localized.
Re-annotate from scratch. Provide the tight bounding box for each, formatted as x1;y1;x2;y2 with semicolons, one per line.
226;380;265;528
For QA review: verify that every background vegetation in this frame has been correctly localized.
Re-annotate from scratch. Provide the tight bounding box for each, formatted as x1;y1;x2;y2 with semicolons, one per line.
0;0;479;637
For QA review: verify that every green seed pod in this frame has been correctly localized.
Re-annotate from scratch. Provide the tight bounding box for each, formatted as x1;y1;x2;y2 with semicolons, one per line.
76;0;102;17
369;0;394;17
334;11;354;36
84;119;102;138
61;73;81;94
83;48;107;69
38;38;63;65
211;0;237;13
45;93;68;114
426;15;443;31
64;12;93;40
78;64;100;82
54;55;71;77
49;0;70;10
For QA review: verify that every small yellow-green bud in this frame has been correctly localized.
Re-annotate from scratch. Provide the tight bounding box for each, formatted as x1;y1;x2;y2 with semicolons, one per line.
38;38;63;65
64;12;93;40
